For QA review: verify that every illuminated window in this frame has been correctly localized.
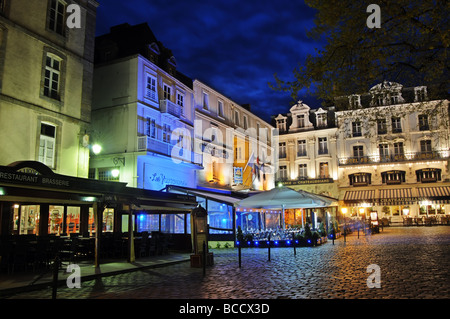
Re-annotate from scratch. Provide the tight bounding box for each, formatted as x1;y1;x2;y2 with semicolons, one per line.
379;144;389;160
319;162;329;178
420;140;432;153
414;87;427;102
297;115;305;128
163;124;171;143
176;91;184;116
234;109;240;126
163;83;171;100
298;164;307;179
297;140;307;157
66;207;80;234
381;170;405;184
11;205;40;235
279;165;287;180
39;123;56;168
418;114;429;131
218;100;224;117
352;121;362;137
377;119;387;135
279;142;286;158
392;117;402;133
393;142;404;156
146;117;156;138
349;173;371;186
243;115;248;130
145;75;157;100
353;145;364;158
277;119;286;132
316;113;327;128
98;167;120;181
202;92;209;110
48;205;64;235
416;168;441;183
318;137;328;155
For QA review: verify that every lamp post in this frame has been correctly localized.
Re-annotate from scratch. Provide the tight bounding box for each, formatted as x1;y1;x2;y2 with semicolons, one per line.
341;207;348;242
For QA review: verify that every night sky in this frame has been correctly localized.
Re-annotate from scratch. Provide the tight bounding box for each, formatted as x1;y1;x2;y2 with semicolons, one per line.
95;0;324;123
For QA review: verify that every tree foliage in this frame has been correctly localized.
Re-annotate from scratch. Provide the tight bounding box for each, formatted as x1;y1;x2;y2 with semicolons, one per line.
271;0;449;105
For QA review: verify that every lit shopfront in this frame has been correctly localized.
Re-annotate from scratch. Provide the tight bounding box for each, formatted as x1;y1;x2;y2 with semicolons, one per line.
0;162;198;264
342;186;450;224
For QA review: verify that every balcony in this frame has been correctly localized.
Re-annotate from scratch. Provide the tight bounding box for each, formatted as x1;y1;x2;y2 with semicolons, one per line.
160;99;181;119
339;150;450;166
137;136;202;165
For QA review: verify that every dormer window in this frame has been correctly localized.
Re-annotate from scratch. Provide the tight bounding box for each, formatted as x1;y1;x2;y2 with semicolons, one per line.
316;113;327;128
390;93;400;105
376;94;385;106
168;56;177;67
349;95;361;108
277;118;286;132
414;86;427;102
297;115;305;128
148;42;160;55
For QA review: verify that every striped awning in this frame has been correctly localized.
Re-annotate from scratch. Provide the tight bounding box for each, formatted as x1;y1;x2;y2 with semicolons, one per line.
343;190;375;206
416;186;450;204
378;188;416;205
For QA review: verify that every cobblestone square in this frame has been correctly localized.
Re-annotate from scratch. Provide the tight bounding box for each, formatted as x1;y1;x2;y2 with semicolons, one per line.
4;226;450;300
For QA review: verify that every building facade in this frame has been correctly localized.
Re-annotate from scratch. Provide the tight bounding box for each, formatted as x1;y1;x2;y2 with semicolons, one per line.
273;101;339;199
335;81;450;223
0;0;98;178
89;23;202;192
193;79;275;193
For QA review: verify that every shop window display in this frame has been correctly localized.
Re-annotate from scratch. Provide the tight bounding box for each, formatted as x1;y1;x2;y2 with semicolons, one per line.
11;205;40;235
65;206;80;234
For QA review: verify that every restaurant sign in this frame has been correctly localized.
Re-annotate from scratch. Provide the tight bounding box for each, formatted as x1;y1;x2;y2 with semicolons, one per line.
281;178;334;186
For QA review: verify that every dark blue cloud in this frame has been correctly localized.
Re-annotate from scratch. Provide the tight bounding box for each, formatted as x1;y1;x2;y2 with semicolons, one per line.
95;0;323;123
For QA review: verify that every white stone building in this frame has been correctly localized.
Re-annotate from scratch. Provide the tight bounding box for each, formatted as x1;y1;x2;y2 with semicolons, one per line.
89;23;202;190
273;101;339;199
193;79;275;193
335;81;450;223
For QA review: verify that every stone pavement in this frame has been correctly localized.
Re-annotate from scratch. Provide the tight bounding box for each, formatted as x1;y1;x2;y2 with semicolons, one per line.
2;226;450;299
0;252;191;297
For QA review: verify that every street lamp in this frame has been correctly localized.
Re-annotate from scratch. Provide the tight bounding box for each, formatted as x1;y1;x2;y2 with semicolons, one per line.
92;144;102;155
341;207;348;242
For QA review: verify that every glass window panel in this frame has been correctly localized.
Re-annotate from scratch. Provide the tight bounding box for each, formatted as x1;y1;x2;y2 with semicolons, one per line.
136;214;159;233
207;200;232;234
66;206;80;234
48;205;64;235
103;208;114;232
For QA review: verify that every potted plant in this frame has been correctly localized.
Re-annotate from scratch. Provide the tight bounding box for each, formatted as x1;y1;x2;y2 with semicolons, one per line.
318;221;328;243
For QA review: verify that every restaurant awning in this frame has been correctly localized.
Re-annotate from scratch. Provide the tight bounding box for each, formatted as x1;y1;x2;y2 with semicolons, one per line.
416;186;450;204
343;190;376;206
165;185;247;206
378;188;416;205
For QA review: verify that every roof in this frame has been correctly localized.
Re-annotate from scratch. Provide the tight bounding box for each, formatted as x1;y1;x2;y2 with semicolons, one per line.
95;23;193;89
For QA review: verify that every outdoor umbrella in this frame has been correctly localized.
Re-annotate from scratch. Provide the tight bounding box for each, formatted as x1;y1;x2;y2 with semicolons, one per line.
235;186;335;228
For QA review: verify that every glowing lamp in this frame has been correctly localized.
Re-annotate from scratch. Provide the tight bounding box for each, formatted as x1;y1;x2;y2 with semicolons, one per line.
111;169;120;178
92;144;102;155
